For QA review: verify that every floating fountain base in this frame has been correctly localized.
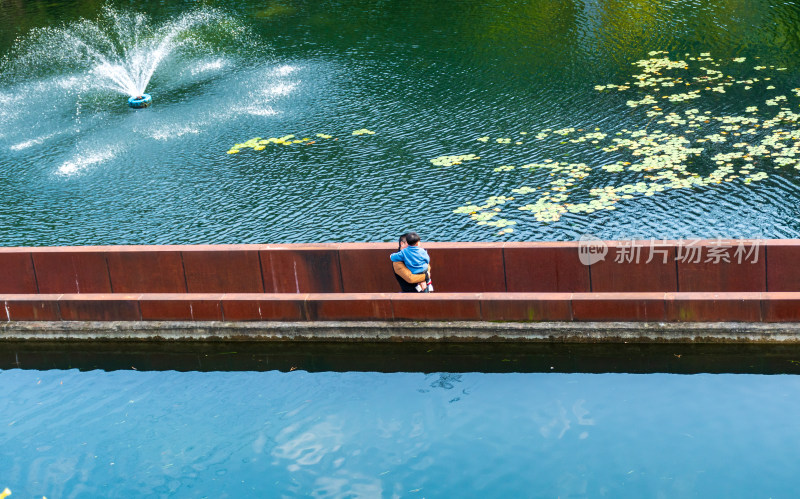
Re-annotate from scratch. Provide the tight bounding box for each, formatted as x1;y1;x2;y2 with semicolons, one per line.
128;94;152;108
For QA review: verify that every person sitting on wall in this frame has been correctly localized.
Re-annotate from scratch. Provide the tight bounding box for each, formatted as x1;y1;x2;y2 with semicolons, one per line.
391;232;433;292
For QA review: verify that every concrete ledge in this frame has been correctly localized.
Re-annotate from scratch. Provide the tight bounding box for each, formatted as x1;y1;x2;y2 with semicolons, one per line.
4;320;800;343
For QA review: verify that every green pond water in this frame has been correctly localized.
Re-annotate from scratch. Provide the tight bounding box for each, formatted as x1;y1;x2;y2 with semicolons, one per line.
1;0;800;245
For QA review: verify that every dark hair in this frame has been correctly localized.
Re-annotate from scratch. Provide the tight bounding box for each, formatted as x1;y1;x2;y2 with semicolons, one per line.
404;232;420;246
398;234;406;251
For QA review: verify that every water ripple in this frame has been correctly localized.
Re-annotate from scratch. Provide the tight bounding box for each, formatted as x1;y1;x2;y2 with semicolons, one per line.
2;0;800;244
5;369;800;497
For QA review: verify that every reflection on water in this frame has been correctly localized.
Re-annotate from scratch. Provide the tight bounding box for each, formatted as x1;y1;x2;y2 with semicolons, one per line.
1;0;800;244
3;368;800;497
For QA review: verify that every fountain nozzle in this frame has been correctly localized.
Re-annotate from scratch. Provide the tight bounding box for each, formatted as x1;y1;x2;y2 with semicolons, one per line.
128;94;152;109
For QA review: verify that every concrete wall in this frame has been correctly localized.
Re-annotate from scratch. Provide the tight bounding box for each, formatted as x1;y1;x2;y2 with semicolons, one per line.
0;240;797;322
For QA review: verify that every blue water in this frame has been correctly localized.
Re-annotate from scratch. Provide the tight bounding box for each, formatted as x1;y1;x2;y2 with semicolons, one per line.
2;369;800;497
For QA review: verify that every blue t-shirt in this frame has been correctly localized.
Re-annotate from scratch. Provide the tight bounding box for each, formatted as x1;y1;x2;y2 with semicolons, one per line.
390;245;430;274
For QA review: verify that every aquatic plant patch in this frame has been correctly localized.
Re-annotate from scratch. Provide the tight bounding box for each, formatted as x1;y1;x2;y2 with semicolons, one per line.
447;52;800;235
226;130;372;154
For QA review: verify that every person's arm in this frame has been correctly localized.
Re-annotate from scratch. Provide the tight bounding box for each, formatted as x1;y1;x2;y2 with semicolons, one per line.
393;261;429;283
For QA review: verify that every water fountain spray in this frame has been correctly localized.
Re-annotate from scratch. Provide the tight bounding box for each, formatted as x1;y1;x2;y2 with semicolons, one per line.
5;6;235;109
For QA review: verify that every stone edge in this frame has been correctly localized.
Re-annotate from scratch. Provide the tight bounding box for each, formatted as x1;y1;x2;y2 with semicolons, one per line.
3;321;800;343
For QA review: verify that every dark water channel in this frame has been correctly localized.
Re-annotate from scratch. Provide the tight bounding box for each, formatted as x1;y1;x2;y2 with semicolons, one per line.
4;340;800;374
